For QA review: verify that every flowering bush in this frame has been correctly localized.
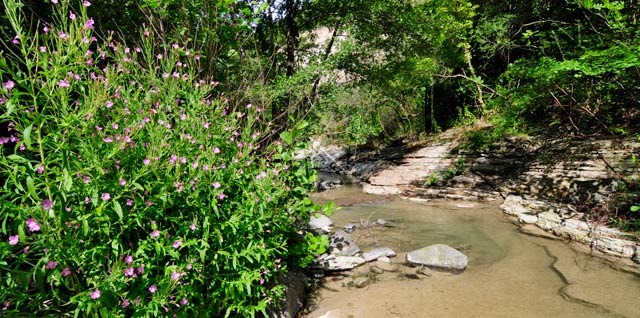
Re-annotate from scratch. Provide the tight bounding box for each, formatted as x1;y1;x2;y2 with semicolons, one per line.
0;0;324;316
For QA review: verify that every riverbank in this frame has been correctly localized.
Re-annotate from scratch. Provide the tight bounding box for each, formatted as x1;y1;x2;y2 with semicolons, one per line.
310;129;640;266
303;190;640;318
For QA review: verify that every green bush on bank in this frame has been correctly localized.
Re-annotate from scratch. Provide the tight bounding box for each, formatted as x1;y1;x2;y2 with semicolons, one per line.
0;1;325;316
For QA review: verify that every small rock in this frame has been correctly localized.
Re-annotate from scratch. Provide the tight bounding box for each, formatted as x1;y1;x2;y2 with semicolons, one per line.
406;244;469;271
374;259;398;272
343;223;356;233
633;246;640;264
374;218;389;226
353;278;369;288
308;214;332;234
370;266;385;274
363;247;396;262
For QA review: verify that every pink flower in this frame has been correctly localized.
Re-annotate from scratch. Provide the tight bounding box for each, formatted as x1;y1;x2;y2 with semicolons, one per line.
170;271;184;280
45;261;58;269
213;147;220;154
57;79;70;87
51;0;58;3
12;35;19;44
218;192;226;200
26;218;40;232
180;157;187;164
2;80;14;90
69;11;76;20
119;179;126;186
103;136;113;143
41;199;53;210
143;158;151;165
136;265;144;275
190;224;196;231
101;193;110;200
121;298;130;308
180;298;188;305
90;289;101;299
83;1;91;7
172;240;182;249
61;267;72;277
150;230;160;238
126;199;133;206
148;285;157;293
36;165;44;173
124;267;134;277
125;255;133;264
212;182;221;189
8;235;19;245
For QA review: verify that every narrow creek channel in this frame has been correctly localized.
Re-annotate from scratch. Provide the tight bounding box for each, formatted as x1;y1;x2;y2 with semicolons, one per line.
304;186;640;318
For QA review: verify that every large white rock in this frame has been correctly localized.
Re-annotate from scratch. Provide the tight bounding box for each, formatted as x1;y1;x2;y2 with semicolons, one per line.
406;244;468;271
308;214;332;234
324;256;366;271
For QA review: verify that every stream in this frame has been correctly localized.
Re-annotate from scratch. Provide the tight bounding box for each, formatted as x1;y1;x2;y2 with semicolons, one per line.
304;186;640;318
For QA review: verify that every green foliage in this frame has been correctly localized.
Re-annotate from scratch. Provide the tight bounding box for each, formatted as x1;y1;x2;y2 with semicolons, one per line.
345;113;381;146
0;1;326;316
424;173;439;187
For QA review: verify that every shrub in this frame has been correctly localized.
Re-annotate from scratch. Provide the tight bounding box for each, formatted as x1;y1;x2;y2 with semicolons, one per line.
0;1;324;317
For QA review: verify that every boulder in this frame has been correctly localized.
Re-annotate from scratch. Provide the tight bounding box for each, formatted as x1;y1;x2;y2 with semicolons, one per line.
363;247;397;262
406;244;468;271
308;214;332;234
328;231;360;256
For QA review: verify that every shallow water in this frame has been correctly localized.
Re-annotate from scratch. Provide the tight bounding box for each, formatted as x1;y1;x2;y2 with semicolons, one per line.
305;187;640;318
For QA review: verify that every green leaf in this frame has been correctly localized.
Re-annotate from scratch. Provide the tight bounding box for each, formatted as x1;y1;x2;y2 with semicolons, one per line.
631;205;640;212
62;169;72;192
7;154;28;163
26;176;36;197
2;99;16;117
113;200;123;220
83;219;89;236
133;182;144;191
280;131;292;145
23;124;33;150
